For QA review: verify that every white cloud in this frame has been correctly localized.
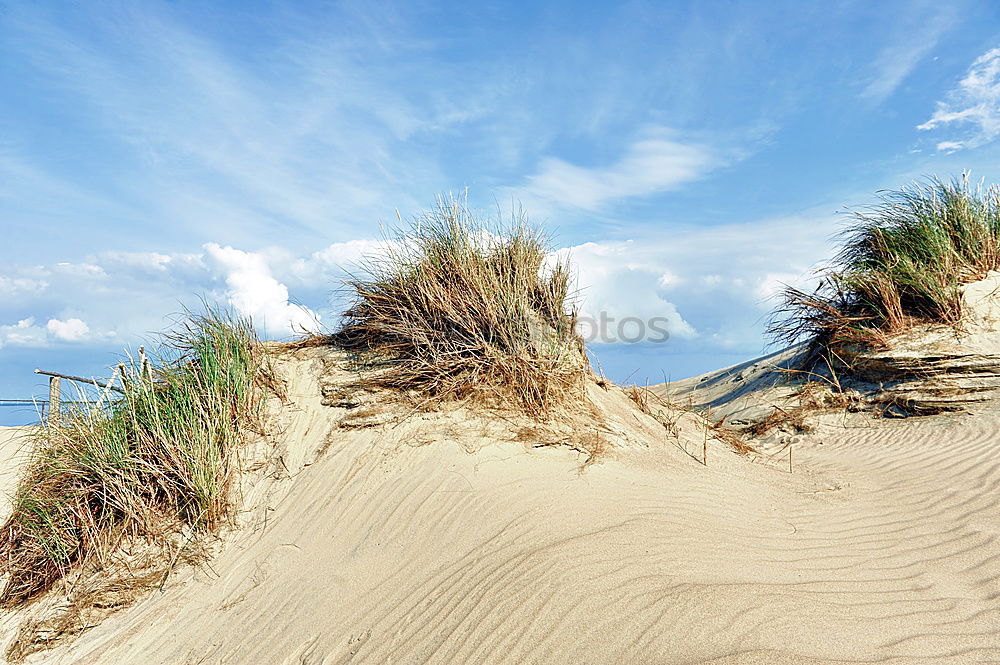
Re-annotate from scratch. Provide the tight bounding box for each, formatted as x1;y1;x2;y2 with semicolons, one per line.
0;203;838;359
546;207;838;350
0;316;102;347
918;48;1000;150
934;140;965;153
755;271;817;301
550;241;696;344
510;128;722;212
0;318;46;348
286;238;393;287
46;317;90;342
204;243;321;337
0;276;48;296
54;262;107;279
0;5;452;245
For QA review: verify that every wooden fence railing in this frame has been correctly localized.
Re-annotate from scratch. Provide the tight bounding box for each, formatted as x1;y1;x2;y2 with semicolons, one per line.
4;347;151;426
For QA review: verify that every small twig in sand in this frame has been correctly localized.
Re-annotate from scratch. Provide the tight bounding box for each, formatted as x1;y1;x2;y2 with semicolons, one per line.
703;426;708;466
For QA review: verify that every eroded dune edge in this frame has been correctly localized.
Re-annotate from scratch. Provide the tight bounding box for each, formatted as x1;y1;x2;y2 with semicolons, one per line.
0;340;996;665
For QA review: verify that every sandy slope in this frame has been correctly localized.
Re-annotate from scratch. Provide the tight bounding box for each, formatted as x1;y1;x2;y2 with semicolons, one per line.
6;349;1000;664
0;427;32;523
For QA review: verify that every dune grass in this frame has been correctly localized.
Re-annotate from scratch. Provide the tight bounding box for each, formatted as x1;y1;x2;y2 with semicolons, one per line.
334;197;587;415
0;309;279;607
769;175;1000;353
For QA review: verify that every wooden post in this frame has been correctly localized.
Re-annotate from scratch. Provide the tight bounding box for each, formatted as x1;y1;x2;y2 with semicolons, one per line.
48;376;61;426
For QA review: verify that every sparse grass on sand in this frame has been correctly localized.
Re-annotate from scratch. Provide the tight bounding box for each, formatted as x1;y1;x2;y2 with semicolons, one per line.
0;309;279;608
769;174;1000;354
333;196;588;415
625;384;755;455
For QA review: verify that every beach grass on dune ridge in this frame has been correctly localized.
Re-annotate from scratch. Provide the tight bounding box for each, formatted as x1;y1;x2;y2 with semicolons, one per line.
333;196;588;415
0;309;280;607
769;175;1000;353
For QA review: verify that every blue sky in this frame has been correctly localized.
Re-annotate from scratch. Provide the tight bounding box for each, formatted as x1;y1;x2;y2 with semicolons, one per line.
3;0;1000;422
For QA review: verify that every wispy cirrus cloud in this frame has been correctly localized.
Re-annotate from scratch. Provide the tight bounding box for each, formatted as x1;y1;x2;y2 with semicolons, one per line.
860;3;957;102
918;47;1000;151
507;128;724;213
0;3;460;254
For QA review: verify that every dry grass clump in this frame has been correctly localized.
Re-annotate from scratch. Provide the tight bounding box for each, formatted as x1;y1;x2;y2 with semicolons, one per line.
335;197;587;415
742;407;812;438
0;309;279;609
6;563;169;662
769;175;1000;354
708;420;756;455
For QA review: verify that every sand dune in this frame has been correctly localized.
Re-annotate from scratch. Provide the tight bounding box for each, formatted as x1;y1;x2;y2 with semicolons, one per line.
2;346;999;664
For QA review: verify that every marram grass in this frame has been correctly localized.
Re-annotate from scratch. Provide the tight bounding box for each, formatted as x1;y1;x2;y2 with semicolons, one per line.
334;196;588;415
769;175;1000;353
0;309;280;606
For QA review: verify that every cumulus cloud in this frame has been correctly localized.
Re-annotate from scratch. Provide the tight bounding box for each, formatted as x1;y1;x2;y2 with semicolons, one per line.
545;208;837;351
0;204;838;368
550;241;696;344
510;128;722;212
918;48;1000;151
0;317;95;346
46;317;90;342
286;238;393;287
0;318;46;348
204;243;321;337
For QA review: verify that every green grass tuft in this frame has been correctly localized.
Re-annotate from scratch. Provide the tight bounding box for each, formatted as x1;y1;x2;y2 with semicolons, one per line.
0;308;280;606
769;174;1000;353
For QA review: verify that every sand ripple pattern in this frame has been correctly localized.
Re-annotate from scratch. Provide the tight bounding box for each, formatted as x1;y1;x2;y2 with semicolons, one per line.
44;363;1000;665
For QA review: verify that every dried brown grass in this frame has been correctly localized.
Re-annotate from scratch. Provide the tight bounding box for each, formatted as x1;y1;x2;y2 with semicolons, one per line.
627;385;753;455
334;196;587;416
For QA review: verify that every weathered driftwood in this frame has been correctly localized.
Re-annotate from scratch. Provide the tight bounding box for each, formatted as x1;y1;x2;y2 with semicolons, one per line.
34;369;125;395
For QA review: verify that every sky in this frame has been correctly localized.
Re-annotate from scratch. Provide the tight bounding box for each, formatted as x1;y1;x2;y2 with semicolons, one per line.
3;0;1000;423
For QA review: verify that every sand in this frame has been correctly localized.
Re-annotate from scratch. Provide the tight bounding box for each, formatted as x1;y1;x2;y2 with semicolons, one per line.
0;427;32;523
2;348;998;664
